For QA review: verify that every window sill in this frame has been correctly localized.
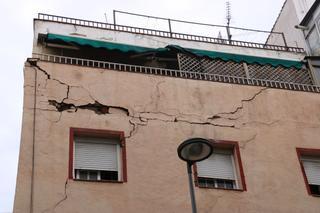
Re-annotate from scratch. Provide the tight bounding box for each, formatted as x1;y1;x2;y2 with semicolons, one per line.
197;185;245;192
310;194;320;197
72;179;124;183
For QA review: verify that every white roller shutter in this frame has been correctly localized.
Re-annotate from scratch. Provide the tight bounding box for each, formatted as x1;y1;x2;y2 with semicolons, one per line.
302;157;320;185
74;137;118;171
197;150;235;180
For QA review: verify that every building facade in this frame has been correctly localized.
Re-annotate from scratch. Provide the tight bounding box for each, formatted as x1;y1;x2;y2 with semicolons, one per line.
267;0;320;55
14;13;320;213
298;0;320;56
268;0;320;89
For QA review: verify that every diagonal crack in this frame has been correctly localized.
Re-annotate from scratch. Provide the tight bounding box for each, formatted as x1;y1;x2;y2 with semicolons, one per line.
53;178;68;210
41;178;68;213
125;119;147;139
241;120;281;127
208;87;268;121
27;59;51;80
126;120;137;139
28;58;72;92
240;134;257;149
62;85;70;103
176;119;237;129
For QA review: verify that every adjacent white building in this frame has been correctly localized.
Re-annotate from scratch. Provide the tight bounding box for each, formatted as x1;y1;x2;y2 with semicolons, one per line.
267;0;320;55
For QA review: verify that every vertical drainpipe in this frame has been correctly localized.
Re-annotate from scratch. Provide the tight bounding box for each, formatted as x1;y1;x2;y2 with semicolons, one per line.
28;59;38;213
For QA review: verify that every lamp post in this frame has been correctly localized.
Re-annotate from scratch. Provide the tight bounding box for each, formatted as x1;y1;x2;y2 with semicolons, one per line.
177;138;213;213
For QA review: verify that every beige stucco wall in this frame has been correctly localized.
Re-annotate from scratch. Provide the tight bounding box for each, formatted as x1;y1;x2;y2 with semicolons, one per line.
14;61;320;213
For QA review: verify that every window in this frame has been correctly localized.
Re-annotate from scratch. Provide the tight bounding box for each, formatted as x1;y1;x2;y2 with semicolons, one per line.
297;148;320;196
69;128;127;182
306;25;320;55
195;140;246;191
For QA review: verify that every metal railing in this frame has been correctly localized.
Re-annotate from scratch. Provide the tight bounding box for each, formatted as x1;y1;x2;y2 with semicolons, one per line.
177;53;313;85
37;13;304;53
113;10;289;49
32;53;320;93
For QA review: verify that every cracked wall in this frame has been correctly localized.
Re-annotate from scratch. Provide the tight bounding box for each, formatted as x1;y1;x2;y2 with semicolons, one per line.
14;60;320;213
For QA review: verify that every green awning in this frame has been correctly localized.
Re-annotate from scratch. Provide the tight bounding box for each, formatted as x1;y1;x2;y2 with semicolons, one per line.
168;45;303;69
46;33;303;69
47;33;154;53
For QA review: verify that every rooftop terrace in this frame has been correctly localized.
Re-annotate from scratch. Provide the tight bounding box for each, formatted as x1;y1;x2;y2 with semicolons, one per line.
37;12;304;53
30;13;320;94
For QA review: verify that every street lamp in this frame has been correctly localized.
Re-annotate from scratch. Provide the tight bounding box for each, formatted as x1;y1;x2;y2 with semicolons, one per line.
177;138;213;213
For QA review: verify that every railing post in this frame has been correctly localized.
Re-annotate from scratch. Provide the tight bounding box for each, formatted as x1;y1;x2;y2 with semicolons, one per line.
226;26;232;44
281;32;288;50
113;10;116;30
243;62;250;79
168;18;172;37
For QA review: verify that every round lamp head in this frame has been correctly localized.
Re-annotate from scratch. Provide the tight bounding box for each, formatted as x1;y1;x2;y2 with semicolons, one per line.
177;138;213;163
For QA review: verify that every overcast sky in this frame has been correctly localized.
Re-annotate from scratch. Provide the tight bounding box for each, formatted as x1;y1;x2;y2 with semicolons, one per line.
0;0;285;211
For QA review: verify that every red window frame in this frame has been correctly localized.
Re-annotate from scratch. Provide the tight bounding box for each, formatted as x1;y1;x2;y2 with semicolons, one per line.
296;147;320;196
193;140;246;191
69;127;127;183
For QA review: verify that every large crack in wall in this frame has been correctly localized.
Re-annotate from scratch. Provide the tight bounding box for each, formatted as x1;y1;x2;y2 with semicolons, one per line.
41;178;68;213
48;100;129;115
28;59;270;139
28;59;271;210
